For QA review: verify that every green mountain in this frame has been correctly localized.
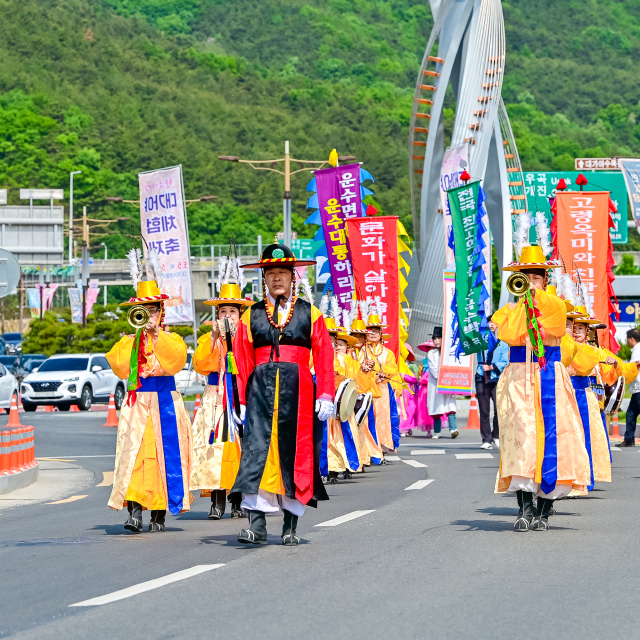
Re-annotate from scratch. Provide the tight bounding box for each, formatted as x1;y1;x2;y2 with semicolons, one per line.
2;0;640;259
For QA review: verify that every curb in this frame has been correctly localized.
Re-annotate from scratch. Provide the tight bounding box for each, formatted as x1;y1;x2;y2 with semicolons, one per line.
0;464;39;496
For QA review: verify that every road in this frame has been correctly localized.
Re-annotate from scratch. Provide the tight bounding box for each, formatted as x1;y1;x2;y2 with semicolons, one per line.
1;412;638;639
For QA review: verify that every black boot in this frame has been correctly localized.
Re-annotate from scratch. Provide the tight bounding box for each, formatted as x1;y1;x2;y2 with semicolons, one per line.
124;501;143;533
230;496;245;519
328;471;339;484
208;489;227;520
281;509;300;546
238;510;267;545
514;491;534;532
532;498;554;531
149;509;166;532
343;470;353;480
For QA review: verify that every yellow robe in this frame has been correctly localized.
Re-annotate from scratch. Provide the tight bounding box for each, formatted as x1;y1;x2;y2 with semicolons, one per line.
190;332;242;494
106;331;193;512
493;289;590;493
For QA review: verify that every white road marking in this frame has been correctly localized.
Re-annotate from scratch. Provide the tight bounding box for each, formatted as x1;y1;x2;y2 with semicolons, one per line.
410;449;445;455
455;453;494;459
402;459;427;468
405;479;435;491
47;495;88;504
40;455;116;458
315;510;375;527
385;455;401;461
70;564;225;606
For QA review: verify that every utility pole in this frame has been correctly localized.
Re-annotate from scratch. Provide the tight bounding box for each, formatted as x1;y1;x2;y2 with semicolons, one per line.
81;206;89;328
69;171;82;263
39;266;44;321
101;243;108;306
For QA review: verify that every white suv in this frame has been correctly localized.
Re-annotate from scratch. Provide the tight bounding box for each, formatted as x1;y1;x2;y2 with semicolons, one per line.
21;353;125;412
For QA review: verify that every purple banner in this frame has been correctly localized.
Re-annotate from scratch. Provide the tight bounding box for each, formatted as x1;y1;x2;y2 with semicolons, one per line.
315;164;362;310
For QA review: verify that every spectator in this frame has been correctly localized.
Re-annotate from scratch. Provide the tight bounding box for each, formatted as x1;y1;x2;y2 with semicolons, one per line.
475;316;509;449
427;326;458;439
617;328;640;447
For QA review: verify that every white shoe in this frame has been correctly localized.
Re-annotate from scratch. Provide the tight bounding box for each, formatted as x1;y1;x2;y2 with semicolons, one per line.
432;434;441;439
492;439;500;449
480;442;493;449
450;429;459;439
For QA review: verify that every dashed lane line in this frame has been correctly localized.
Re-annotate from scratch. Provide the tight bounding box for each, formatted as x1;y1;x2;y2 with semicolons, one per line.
315;510;375;527
410;449;445;455
385;455;401;461
70;565;225;606
402;459;427;468
454;453;494;459
405;479;435;491
47;495;88;505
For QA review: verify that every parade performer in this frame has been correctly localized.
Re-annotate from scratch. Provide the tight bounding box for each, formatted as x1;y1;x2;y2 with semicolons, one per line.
106;249;192;533
427;327;458;439
230;242;334;546
493;244;590;532
364;298;402;453
416;341;436;437
190;253;253;519
399;345;418;437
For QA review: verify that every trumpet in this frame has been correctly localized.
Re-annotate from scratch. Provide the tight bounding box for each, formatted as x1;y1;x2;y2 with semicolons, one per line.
127;305;151;329
506;272;530;298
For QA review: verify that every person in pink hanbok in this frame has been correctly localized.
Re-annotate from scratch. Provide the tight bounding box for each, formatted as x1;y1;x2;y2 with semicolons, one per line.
399;345;418;436
417;341;436;437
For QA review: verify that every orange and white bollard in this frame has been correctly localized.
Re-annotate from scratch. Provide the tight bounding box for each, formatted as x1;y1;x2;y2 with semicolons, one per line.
611;412;619;437
7;394;24;428
466;393;480;429
102;394;119;428
193;394;201;422
0;430;11;475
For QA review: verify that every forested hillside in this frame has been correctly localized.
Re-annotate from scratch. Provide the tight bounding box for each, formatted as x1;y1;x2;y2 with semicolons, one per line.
1;0;640;258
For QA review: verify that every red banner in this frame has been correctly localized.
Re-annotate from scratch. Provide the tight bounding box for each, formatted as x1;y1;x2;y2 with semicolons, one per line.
554;191;618;351
346;216;400;358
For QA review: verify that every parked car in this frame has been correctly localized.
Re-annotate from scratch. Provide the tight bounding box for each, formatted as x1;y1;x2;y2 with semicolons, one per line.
0;355;20;377
2;332;22;354
175;350;206;395
0;362;19;412
21;353;125;412
9;354;47;382
0;336;8;355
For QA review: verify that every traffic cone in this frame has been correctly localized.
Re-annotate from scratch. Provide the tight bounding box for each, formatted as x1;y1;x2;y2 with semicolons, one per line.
102;394;119;427
70;404;80;412
466;393;480;429
7;395;24;427
45;405;54;412
193;394;201;422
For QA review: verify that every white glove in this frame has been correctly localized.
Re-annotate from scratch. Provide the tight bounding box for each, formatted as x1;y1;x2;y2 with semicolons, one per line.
315;399;334;422
233;404;246;425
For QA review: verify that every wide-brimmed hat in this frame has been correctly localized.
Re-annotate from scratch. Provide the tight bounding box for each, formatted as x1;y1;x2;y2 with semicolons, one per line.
366;314;387;329
418;340;436;353
351;318;368;334
119;280;174;307
572;306;601;325
405;343;416;362
203;283;254;308
336;331;359;348
242;242;316;269
503;245;562;272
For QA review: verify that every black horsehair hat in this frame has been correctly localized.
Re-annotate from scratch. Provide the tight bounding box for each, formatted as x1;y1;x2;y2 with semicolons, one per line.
432;326;443;339
242;242;316;270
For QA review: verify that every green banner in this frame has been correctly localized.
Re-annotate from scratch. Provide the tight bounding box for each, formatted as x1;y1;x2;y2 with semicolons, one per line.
524;171;628;243
448;181;489;355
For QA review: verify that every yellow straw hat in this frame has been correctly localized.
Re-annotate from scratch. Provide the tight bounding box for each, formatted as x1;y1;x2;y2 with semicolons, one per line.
119;280;174;307
572;305;601;325
336;331;359;347
203;283;254;308
546;285;575;313
502;245;562;272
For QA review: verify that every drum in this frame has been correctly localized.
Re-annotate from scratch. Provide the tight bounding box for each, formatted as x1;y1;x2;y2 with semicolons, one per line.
604;377;625;415
590;382;605;411
354;392;373;426
334;379;358;422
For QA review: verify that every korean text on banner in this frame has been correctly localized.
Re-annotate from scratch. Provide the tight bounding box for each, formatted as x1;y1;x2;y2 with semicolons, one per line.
554;191;615;350
314;164;361;310
138;166;193;323
346;216;400;359
438;271;473;395
620;160;640;234
68;288;83;324
447;181;489;355
440;145;468;268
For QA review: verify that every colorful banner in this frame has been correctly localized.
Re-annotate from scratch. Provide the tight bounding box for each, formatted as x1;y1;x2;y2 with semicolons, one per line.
447;181;490;355
440;144;468;269
138;166;193;323
26;289;40;318
438;271;473;395
85;288;101;318
554;191;617;351
346;216;401;358
305;164;374;309
68;288;83;324
524;171;628;243
620;159;640;235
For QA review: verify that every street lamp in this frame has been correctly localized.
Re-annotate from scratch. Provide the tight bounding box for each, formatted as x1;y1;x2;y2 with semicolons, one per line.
69;171;82;263
100;242;108;307
219;142;356;247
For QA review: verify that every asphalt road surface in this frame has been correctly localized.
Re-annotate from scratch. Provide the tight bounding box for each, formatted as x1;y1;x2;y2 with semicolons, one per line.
1;412;638;640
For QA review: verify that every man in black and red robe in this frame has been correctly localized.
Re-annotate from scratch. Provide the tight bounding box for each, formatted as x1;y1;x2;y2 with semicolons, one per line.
230;243;334;545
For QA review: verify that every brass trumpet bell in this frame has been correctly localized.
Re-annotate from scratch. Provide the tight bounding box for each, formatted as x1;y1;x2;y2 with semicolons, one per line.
506;272;530;298
127;304;151;329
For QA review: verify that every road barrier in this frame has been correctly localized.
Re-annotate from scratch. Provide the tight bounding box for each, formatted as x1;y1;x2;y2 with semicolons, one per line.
102;394;119;428
193;394;201;422
466;393;480;429
0;426;35;476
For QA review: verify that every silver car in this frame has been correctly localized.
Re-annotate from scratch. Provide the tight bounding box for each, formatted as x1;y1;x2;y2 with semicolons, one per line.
21;354;125;412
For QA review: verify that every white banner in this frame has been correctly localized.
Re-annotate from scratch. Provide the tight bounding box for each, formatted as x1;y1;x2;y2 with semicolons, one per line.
138;166;193;323
68;288;83;324
440;144;468;269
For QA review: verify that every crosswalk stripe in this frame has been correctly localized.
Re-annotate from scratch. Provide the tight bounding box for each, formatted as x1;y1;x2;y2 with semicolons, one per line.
70;565;225;606
455;453;494;459
405;479;434;491
384;455;401;461
315;510;375;527
402;459;427;468
410;449;445;455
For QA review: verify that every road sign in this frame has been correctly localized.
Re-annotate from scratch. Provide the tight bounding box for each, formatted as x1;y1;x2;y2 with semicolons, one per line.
575;158;620;171
0;190;6;206
0;249;21;298
524;171;628;243
19;189;64;200
279;238;314;260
